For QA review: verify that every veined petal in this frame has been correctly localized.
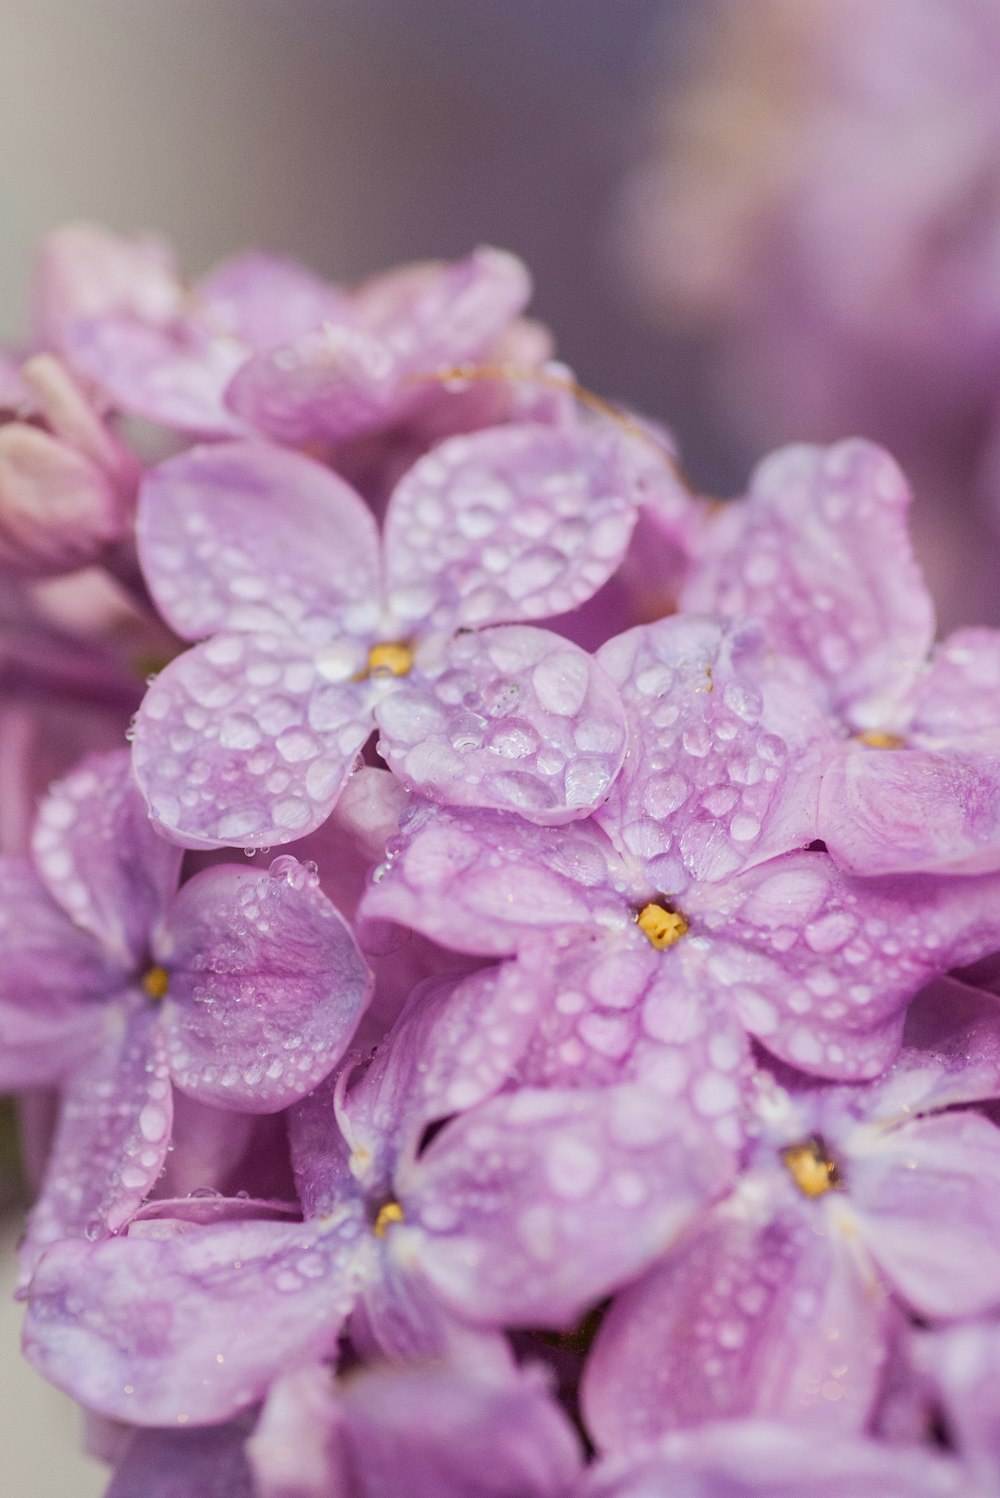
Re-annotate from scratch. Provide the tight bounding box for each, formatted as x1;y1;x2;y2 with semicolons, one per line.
680;440;935;727
31;747;181;967
158;859;372;1112
857;978;1000;1120
137;441;380;643
407;1085;735;1327
377;626;626;823
24;1212;367;1424
132;633;373;849
384;424;638;633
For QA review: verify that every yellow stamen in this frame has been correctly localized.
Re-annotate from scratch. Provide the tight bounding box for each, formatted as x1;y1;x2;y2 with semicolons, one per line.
856;731;906;750
365;642;414;678
141;965;170;1001
782;1138;840;1198
373;1201;405;1238
637;902;689;950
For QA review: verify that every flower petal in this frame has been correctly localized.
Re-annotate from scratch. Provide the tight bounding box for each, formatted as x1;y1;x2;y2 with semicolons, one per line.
582;1194;891;1448
384;424;638;632
24;1212;367;1423
31;747;181;966
105;1419;255;1498
680;440;935;727
377;626;626;823
158;859;372;1111
133;632;373;849
406;1085;734;1327
861;977;1000;1120
137;441;379;643
196;251;347;348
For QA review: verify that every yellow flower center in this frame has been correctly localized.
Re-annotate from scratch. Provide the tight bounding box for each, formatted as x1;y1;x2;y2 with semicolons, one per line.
373;1200;405;1238
365;642;414;679
782;1138;840;1198
856;731;906;750
637;902;689;950
141;965;170;1001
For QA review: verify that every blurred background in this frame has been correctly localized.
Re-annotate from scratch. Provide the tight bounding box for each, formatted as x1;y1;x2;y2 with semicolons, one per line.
3;1;1000;1490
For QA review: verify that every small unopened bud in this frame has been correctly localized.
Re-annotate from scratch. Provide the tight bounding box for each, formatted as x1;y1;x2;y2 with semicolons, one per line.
0;423;127;575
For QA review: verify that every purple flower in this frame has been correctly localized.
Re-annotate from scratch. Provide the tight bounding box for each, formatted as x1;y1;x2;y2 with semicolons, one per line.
581;978;1000;1447
23;971;732;1424
0;748;371;1276
683;438;1000;878
131;428;637;847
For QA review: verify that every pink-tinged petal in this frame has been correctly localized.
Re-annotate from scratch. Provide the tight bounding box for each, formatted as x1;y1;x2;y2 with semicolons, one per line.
378;626;626;822
406;1085;735;1327
582;1193;890;1450
106;1420;255;1498
861;978;1000;1119
0;423;126;576
596;617;822;891
158;858;372;1111
225;247;531;446
689;852;1000;1078
196;252;347;349
24;1212;368;1423
138;441;380;643
510;932;752;1148
288;1076;357;1219
820;745;1000;877
0;859;117;1089
384;424;638;632
584;1422;965;1498
20;1005;172;1284
681;441;935;727
32;748;182;965
64;314;250;435
32;223;182;349
247;1365;344;1498
908;629;1000;743
357;1248;513;1374
20;352;140;489
360;801;623;958
343;967;540;1192
925;1322;1000;1485
133;633;374;849
849;1112;1000;1317
128;1196;298;1236
288;765;408;920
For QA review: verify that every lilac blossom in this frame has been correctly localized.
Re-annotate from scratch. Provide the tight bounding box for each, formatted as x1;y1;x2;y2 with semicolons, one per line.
131;427;637;847
22;971;733;1424
581;978;1000;1447
0;748;371;1277
682;439;1000;877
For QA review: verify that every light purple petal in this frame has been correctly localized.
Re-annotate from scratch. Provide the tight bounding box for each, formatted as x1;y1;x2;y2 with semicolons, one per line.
247;1365;344;1498
196;252;347;348
357;1247;513;1375
850;1111;1000;1318
157;858;372;1111
584;1421;965;1498
31;747;181;966
582;1195;891;1449
360;801;624;958
287;765;409;921
288;1075;357;1219
33;223;182;349
406;1085;735;1327
20;1005;171;1283
925;1322;1000;1486
133;632;374;849
342;966;540;1193
24;1212;368;1423
384;424;638;632
908;628;1000;743
689;852;1000;1078
137;441;380;643
680;440;935;727
819;744;1000;877
0;858;116;1089
377;625;627;822
106;1419;255;1498
861;977;1000;1119
595;616;822;891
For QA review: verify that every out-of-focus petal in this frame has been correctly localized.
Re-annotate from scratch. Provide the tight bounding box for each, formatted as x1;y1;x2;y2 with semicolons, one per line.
158;858;372;1111
582;1194;890;1449
0;423;126;576
132;632;373;849
384;424;638;633
196;252;348;349
31;748;181;966
105;1418;256;1498
23;1212;367;1423
908;628;1000;743
377;626;626;823
137;442;380;644
859;978;1000;1120
406;1085;734;1327
33;223;182;349
680;441;935;728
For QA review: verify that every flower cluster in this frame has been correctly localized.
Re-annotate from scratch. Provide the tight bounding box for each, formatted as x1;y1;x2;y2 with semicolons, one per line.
5;226;1000;1496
